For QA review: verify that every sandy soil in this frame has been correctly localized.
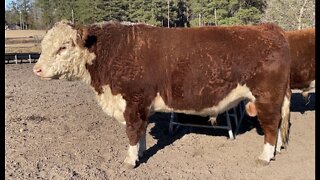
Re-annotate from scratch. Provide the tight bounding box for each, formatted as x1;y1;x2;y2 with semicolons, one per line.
5;64;315;180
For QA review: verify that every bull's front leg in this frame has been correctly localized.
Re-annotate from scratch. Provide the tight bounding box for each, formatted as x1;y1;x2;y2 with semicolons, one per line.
123;104;148;169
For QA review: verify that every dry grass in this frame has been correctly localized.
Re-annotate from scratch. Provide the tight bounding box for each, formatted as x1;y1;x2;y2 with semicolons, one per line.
5;30;46;38
5;30;46;53
5;46;41;53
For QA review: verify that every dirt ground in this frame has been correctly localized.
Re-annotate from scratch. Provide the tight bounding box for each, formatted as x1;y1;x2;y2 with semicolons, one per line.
5;63;315;180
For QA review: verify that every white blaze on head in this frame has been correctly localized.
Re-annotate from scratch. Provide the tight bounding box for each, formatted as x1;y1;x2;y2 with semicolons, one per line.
33;20;95;83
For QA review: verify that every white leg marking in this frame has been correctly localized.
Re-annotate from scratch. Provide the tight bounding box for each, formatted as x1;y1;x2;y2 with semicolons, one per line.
276;129;283;153
124;144;139;168
258;143;275;162
138;132;146;158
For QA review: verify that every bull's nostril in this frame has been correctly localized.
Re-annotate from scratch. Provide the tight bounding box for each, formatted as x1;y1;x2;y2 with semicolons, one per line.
33;68;42;75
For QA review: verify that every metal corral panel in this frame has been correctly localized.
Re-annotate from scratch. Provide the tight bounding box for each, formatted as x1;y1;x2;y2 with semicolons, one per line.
5;53;41;64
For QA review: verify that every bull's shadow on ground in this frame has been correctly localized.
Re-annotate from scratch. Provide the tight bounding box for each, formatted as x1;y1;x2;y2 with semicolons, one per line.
290;92;315;113
140;112;257;166
140;92;315;165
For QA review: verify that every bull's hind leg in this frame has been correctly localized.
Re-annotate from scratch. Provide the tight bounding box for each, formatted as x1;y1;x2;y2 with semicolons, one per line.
255;103;282;165
123;104;148;169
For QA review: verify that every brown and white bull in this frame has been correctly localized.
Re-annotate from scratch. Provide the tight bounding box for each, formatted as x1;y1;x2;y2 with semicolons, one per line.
33;20;291;168
285;28;315;102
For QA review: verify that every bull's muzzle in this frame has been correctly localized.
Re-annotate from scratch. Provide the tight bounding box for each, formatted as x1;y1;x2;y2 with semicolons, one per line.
33;67;42;77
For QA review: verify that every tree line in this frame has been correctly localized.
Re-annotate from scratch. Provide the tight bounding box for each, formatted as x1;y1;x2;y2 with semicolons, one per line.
5;0;315;30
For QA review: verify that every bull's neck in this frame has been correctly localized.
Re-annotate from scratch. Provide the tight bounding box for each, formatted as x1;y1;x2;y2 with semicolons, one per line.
84;24;130;94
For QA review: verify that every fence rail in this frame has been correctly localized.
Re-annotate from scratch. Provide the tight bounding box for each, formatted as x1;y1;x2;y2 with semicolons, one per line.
5;53;40;64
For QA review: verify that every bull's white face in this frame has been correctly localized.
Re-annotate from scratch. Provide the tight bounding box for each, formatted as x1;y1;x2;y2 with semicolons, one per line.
33;20;95;83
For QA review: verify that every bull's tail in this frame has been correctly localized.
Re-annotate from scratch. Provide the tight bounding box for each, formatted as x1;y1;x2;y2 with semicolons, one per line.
280;84;292;149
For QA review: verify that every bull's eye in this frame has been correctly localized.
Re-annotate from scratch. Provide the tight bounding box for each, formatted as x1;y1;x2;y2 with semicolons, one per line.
56;46;67;54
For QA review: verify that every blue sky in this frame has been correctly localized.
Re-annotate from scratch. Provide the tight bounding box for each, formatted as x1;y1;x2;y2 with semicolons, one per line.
5;0;13;10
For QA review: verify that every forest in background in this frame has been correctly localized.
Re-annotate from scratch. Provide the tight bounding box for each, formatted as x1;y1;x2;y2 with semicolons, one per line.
5;0;315;30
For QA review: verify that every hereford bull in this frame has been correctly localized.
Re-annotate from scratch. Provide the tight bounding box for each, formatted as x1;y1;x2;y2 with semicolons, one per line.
33;20;291;168
285;28;315;102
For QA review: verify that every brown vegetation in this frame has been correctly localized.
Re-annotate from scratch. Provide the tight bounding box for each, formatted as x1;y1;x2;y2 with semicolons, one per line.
5;30;46;53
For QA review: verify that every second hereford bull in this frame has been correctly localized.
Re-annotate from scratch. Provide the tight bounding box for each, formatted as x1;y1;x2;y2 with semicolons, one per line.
286;28;315;102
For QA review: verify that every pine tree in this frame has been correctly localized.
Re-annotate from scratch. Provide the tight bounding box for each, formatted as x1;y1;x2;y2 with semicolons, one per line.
6;1;20;26
14;0;33;29
34;0;56;29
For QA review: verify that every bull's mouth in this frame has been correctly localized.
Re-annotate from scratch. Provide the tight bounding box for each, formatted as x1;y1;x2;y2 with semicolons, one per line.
40;77;53;80
37;74;61;80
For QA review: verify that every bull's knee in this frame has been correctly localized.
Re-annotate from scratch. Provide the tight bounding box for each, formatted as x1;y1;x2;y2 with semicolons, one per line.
245;102;257;117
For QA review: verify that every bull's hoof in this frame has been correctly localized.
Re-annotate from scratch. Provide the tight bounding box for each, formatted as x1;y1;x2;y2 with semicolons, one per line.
124;157;137;169
124;162;136;169
255;159;270;166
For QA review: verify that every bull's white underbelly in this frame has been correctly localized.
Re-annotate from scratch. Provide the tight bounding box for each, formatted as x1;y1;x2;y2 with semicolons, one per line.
95;84;256;125
150;83;255;117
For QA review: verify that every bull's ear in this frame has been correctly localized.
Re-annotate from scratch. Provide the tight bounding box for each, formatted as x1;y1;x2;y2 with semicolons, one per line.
76;27;97;49
76;27;89;48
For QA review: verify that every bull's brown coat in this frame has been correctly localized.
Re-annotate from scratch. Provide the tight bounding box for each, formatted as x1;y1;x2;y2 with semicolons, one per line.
286;28;315;90
34;21;292;167
79;22;290;146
